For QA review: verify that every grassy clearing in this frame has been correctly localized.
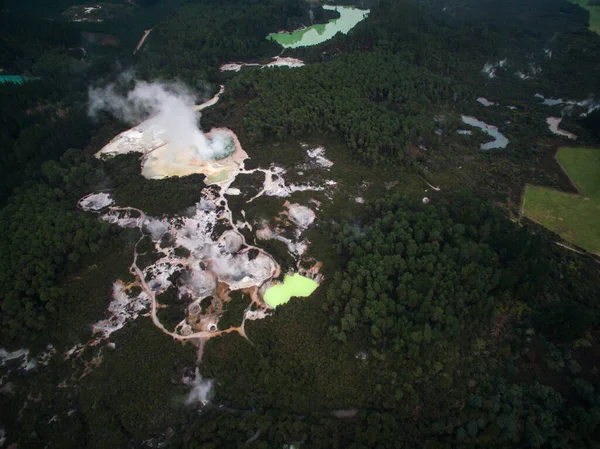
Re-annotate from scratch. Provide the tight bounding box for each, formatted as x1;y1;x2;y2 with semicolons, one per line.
522;185;600;254
522;146;600;254
556;147;600;198
570;0;600;33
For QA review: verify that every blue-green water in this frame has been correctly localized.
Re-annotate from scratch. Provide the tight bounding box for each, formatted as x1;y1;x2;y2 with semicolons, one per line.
267;5;370;49
0;75;38;85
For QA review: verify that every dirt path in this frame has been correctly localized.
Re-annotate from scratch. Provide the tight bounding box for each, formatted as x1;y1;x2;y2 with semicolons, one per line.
133;29;153;55
112;205;256;343
108;155;283;347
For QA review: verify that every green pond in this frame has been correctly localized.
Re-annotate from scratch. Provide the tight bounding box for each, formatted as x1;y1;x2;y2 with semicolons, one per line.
263;273;318;308
267;5;369;49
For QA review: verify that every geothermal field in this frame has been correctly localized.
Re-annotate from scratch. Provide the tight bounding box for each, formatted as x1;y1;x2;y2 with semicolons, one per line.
76;77;335;369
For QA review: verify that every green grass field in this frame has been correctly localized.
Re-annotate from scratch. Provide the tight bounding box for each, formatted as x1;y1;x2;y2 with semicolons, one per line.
522;147;600;254
522;185;600;254
570;0;600;34
556;147;600;197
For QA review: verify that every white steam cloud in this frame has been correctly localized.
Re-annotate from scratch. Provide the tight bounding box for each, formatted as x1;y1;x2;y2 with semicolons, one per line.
143;217;169;241
88;75;231;160
184;368;214;406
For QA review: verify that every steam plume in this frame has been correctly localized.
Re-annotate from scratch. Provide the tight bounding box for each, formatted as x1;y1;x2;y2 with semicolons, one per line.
88;75;230;160
185;368;214;406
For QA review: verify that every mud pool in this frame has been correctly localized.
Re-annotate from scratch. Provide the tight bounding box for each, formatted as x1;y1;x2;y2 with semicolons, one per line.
220;56;305;72
546;117;578;140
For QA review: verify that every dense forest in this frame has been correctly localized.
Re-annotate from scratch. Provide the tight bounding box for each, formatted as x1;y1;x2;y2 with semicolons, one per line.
192;195;600;448
1;0;600;447
135;0;338;83
226;0;600;167
0;86;92;206
0;13;90;205
0;150;117;343
231;51;464;164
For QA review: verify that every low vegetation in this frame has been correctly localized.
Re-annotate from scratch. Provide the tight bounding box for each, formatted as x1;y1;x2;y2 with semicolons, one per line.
522;147;600;254
570;0;600;33
556;147;600;198
522;185;600;254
